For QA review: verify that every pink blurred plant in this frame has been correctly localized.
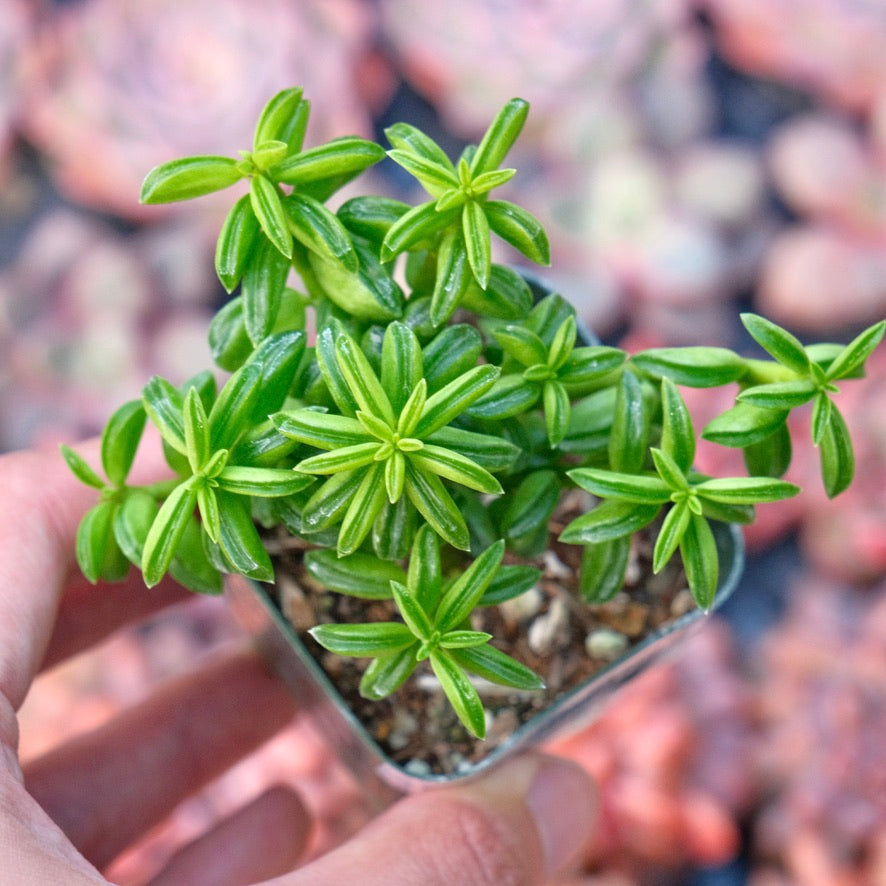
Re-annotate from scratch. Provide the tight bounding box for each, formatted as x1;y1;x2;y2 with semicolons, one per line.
549;620;755;878
701;0;886;115
18;0;387;219
749;577;886;886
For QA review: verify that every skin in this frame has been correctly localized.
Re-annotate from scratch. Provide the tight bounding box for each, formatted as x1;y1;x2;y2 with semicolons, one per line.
0;440;598;885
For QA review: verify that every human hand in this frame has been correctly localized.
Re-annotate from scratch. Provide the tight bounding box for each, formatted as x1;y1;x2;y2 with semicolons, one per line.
1;441;598;885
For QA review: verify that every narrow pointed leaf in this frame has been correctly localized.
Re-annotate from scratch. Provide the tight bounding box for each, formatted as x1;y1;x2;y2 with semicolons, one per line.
568;468;671;504
811;391;833;446
463;200;491;288
819;405;854;498
274;137;385;185
500;470;560;540
651;447;688;492
240;235;290;345
250;176;292;259
296;442;381;475
404;461;469;550
484;199;550;265
431;227;471;326
631;347;746;387
469;97;529;175
381;321;423;413
440;630;493;649
694;476;800;504
407;523;442;613
385;451;406;502
430;652;486;738
738;380;817;410
208;363;263;451
422;324;483;391
680;513;719;611
390;580;434;640
559;500;661;544
450;644;544;692
702;402;789;448
301;470;366;532
217;465;313;497
142;376;186;454
824;319;885;381
384;122;456;174
197;485;221;544
60;445;105;490
410;445;502;494
315;325;359;416
285;193;357;270
579;537;630;603
359;648;419;699
140;156;243;203
253;87;306;152
387;149;459;197
338;462;387;555
183;387;210;473
660;378;695;473
142;482;198;586
543;379;571;447
215;195;260;293
396;380;427;439
436;540;505;633
558;346;626;389
215;491;273;581
743;422;793;479
609;371;650;473
310;622;415;657
304;548;405;599
653;501;691;573
337;195;410;242
478;565;541;606
335;333;395;426
741;313;810;375
76;500;120;583
415;364;500;436
493;325;548;368
425;426;518;472
381;201;458;260
273;409;366;449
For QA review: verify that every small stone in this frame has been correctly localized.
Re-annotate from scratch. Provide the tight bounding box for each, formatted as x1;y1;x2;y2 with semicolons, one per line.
404;758;432;777
541;550;573;580
279;576;315;631
528;597;570;655
585;627;630;661
671;588;697;617
499;586;545;624
598;600;649;637
388;708;419;750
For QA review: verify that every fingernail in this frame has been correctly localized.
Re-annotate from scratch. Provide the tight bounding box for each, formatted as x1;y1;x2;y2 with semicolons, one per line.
526;756;596;875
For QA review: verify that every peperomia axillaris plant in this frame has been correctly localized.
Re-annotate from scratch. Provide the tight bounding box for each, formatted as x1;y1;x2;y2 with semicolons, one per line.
63;87;885;739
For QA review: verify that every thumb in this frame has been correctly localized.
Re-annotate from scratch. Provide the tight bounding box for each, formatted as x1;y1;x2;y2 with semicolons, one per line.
285;753;597;886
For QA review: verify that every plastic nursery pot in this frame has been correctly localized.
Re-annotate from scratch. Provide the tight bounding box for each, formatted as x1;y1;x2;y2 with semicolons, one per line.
225;522;744;804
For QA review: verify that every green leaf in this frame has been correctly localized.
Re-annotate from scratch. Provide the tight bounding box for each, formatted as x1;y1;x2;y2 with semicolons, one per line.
404;461;469;550
738;380;817;410
463;199;491;288
557;346;627;390
694;476;800;504
527;293;576;346
436;540;505;633
97;400;147;486
824;319;886;381
450;644;544;692
651;447;688;492
811;391;832;446
338;462;388;555
315;325;359;416
653;501;691;573
660;378;695;473
465;374;539;420
253;87;307;152
410;444;502;494
569;467;671;504
215;490;273;581
248;329;306;422
304;548;404;599
406;523;442;613
337;195;410;242
240;235;290;345
743;422;793;479
500;470;560;540
494;324;548;368
631;347;747;387
142;376;186;454
76;500;120;583
208;363;263;451
702;402;789;448
609;371;649;473
680;513;719;611
741;313;811;375
414;365;500;437
310;622;416;657
430;651;486;738
207;299;250;382
183;388;210;473
459;264;533;320
579;537;630;603
301;470;366;532
478;565;541;606
440;630;493;649
431;227;471;326
359;648;419;699
425;426;518;472
381;201;458;261
273;409;366;449
140;156;243;203
113;489;158;566
542;380;571;449
60;444;105;490
396;380;427;439
385;122;456;174
142;482;198;586
284;193;357;270
381;322;423;414
559;500;661;544
372;496;417;562
390;580;435;641
422;324;483;391
296;441;381;475
250;176;292;259
274;136;385;185
470;97;529;175
387;149;459;197
215;196;260;293
484;200;550;265
197;485;221;544
217;465;312;497
819;405;855;498
335;333;395;426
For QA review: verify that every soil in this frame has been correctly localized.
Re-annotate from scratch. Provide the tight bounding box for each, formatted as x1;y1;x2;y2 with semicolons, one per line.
264;489;697;776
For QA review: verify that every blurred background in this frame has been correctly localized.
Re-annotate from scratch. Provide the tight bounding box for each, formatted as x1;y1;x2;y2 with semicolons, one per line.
2;1;885;883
